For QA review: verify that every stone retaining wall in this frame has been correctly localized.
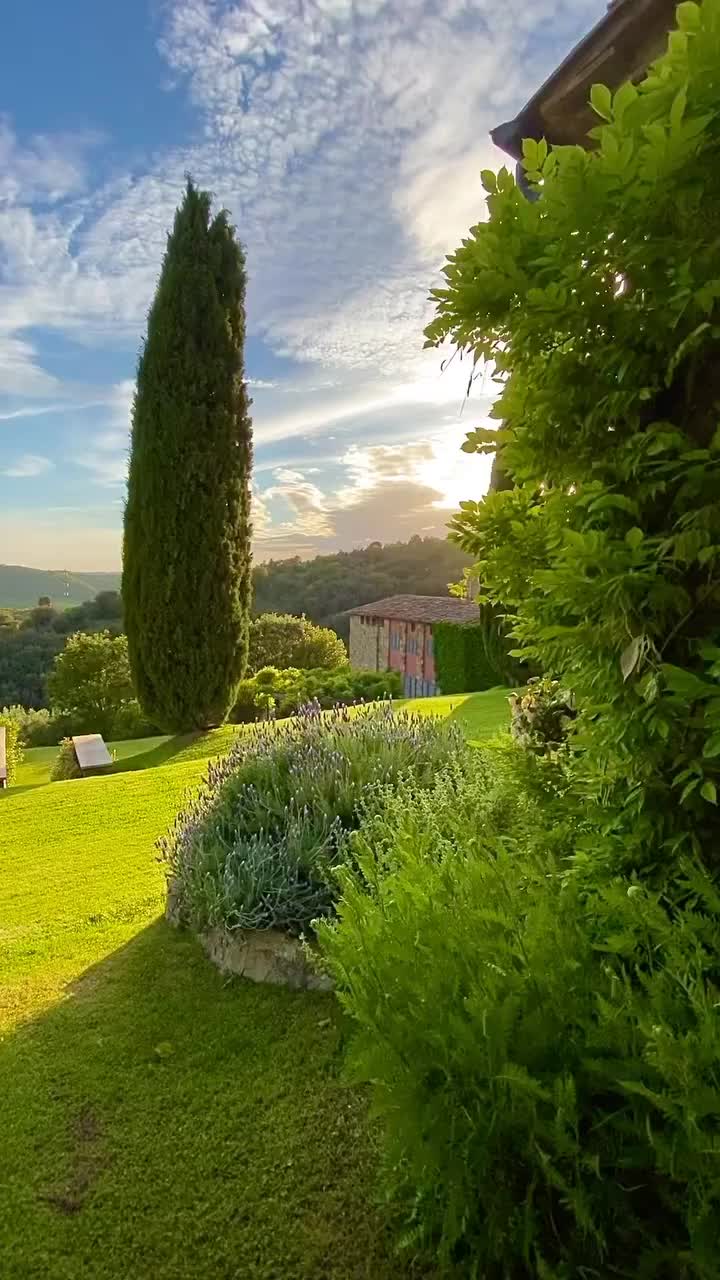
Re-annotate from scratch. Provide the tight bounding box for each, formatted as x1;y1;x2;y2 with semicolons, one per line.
166;884;332;991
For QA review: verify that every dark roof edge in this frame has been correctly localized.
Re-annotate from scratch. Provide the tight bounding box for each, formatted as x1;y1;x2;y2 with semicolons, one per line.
491;0;642;162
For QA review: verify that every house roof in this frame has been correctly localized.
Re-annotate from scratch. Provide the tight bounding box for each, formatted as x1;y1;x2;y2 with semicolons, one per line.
347;595;480;625
492;0;676;163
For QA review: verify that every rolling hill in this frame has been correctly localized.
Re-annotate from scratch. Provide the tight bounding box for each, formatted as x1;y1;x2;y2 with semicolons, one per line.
0;564;122;609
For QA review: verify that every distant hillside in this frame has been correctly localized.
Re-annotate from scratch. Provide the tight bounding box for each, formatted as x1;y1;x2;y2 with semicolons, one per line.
253;537;472;640
0;565;121;609
1;536;471;632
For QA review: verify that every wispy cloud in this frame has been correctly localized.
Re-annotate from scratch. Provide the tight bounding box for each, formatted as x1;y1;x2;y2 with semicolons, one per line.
2;453;54;478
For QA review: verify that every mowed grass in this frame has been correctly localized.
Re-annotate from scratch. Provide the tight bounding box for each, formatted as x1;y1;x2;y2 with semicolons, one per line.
13;688;511;790
0;761;422;1280
0;689;509;1278
13;728;236;790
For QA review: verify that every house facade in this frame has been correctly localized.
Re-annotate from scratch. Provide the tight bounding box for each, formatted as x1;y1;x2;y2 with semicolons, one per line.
348;594;480;697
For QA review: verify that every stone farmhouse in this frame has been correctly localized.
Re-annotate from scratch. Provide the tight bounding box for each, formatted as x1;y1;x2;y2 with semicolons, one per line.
347;595;479;698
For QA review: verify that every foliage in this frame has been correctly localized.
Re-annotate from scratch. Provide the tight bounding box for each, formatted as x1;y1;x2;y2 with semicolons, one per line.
434;611;520;693
161;703;464;936
425;3;720;882
50;737;82;782
109;699;160;741
0;626;65;709
230;665;402;722
248;613;347;673
0;764;401;1280
322;748;720;1277
0;591;126;712
48;631;135;740
0;711;23;786
0;704;55;747
252;536;471;641
51;590;123;635
509;675;575;753
123;178;253;732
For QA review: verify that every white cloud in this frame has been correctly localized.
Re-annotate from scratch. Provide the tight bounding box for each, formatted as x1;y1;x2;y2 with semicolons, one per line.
0;0;607;562
2;453;54;478
0;117;98;206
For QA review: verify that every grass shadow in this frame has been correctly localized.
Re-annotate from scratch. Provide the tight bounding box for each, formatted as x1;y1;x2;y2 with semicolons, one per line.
106;733;204;775
0;918;430;1280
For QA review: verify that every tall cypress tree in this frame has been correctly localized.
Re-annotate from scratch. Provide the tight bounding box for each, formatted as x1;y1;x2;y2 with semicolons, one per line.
123;179;252;731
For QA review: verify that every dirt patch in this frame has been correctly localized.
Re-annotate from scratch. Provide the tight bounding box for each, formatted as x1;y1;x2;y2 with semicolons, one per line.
39;1104;107;1215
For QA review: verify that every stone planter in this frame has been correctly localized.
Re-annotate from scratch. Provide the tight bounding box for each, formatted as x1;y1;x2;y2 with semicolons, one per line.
165;884;332;991
199;926;334;992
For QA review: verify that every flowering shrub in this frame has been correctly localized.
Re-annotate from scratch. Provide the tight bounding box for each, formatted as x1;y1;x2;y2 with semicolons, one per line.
160;702;463;935
508;676;575;753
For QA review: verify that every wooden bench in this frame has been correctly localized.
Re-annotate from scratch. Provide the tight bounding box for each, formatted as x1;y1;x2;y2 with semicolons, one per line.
0;725;6;789
72;734;113;775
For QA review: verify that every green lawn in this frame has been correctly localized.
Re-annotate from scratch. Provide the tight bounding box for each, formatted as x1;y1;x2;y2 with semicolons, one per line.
400;688;511;743
13;688;511;790
0;689;509;1278
0;761;422;1279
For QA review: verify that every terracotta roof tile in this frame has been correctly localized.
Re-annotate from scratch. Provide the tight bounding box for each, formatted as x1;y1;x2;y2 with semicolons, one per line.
347;595;480;624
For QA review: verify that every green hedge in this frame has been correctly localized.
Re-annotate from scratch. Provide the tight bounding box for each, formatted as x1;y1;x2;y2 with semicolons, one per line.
434;612;518;693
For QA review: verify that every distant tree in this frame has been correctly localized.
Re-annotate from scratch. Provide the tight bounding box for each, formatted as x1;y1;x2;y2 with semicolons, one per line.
91;590;123;620
37;596;51;608
48;631;134;739
251;537;471;642
25;604;59;630
0;629;64;708
123;178;253;732
248;614;347;673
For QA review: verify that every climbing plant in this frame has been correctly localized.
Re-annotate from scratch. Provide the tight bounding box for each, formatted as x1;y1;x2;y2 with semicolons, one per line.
425;0;720;879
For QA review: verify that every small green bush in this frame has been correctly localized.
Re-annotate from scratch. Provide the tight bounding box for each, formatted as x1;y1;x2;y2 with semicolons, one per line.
160;702;464;936
321;753;720;1277
109;698;160;741
248;613;347;672
229;666;402;723
0;711;24;785
50;738;82;782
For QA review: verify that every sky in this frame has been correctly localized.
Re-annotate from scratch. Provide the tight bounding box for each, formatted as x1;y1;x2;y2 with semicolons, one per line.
0;0;606;571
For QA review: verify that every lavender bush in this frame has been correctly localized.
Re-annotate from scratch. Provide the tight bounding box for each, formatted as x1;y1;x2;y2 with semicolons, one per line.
160;702;464;936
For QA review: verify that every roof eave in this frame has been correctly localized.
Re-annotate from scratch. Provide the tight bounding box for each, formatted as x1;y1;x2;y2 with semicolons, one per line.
492;0;676;163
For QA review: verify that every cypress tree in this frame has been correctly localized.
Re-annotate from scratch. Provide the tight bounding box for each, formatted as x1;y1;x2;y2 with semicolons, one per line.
123;179;252;731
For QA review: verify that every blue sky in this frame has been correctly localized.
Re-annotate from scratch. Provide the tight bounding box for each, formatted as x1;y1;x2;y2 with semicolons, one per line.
1;0;605;570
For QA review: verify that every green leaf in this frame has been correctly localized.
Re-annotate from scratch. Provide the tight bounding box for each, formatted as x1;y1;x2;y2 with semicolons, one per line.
668;30;689;57
703;734;720;759
680;777;700;803
670;87;687;133
613;80;638;123
676;1;701;31
663;664;714;700
590;83;613;122
521;138;538;169
480;169;497;193
700;780;717;806
625;527;644;550
621;636;643;681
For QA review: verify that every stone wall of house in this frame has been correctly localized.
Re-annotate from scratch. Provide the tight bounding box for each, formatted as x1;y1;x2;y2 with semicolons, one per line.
349;615;389;671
